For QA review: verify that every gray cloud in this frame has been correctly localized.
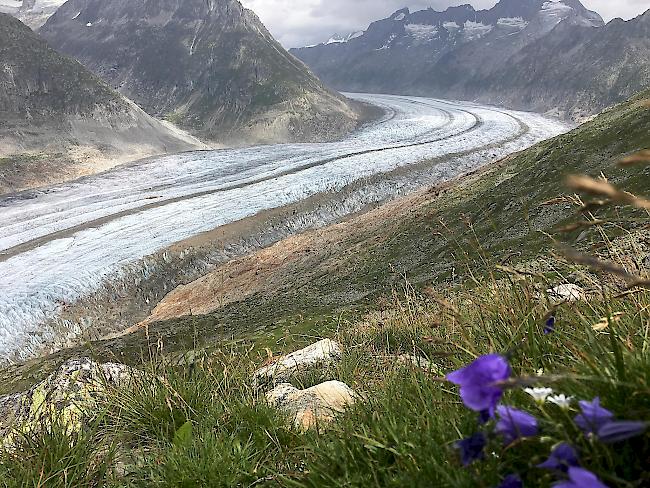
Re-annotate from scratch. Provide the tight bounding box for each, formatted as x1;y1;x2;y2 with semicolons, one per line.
241;0;650;48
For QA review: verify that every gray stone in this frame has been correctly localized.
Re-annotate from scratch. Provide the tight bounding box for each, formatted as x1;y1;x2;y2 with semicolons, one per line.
547;284;585;304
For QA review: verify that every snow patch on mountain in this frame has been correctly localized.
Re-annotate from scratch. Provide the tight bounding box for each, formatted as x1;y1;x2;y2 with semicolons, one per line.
497;17;529;30
463;21;493;40
326;35;346;45
541;1;573;18
321;31;365;46
0;1;21;13
377;34;397;50
0;0;66;28
405;24;439;44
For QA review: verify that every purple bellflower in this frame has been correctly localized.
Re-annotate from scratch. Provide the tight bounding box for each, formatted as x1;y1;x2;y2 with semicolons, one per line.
498;474;523;488
456;432;487;465
447;354;511;415
552;467;609;488
495;406;539;444
537;443;579;473
574;398;614;435
597;421;648;443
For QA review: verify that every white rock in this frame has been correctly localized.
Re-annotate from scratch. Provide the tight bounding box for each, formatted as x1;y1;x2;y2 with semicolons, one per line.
266;380;356;431
547;284;585;303
254;339;342;385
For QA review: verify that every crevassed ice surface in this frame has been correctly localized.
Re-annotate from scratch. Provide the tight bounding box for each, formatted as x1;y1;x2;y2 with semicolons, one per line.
0;94;571;360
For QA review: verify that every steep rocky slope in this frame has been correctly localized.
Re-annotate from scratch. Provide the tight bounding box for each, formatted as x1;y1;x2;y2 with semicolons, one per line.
39;0;363;144
483;10;650;120
0;13;205;194
0;0;65;29
292;0;649;120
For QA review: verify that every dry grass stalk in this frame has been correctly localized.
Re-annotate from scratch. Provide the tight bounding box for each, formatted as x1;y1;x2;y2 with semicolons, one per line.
619;150;650;167
495;265;544;279
580;200;610;212
556;220;607;233
566;175;650;210
593;312;625;332
540;196;575;207
559;247;649;289
423;287;460;316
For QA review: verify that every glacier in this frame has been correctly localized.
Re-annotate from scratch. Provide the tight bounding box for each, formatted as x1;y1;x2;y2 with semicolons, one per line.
0;93;571;362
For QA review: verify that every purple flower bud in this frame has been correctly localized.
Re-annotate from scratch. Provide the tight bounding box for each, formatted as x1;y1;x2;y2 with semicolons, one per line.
574;398;614;435
456;432;487;466
552;467;609;488
537;443;579;473
447;354;511;415
597;421;648;443
495;406;539;444
544;316;556;335
498;474;523;488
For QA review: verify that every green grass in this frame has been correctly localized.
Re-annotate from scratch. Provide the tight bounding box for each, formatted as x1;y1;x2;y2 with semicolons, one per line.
2;257;649;486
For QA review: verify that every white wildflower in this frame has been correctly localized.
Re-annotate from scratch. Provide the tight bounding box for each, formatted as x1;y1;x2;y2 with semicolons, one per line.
524;387;554;403
548;394;574;410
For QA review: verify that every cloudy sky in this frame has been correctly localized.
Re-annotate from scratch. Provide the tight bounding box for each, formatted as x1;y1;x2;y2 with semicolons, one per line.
241;0;650;48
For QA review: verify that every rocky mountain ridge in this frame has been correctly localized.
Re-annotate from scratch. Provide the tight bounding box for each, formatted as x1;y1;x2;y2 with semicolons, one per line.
0;12;205;194
291;0;649;120
39;0;364;144
0;0;65;29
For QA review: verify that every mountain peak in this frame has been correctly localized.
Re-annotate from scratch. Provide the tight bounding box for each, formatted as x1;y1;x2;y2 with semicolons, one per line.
445;4;475;13
40;0;362;144
390;8;409;20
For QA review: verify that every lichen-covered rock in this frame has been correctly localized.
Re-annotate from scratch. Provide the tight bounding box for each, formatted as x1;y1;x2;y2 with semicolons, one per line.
267;380;356;431
254;339;343;386
0;358;137;445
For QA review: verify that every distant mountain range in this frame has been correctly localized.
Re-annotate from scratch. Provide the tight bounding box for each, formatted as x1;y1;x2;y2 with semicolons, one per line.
38;0;363;144
292;0;650;120
0;12;203;194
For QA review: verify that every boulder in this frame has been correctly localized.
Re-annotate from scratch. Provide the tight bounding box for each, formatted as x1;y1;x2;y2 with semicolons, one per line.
0;358;136;445
254;339;342;386
266;380;356;431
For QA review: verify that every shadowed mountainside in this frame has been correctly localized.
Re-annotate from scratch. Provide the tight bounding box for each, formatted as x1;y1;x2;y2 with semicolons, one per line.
0;13;205;194
39;0;365;144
